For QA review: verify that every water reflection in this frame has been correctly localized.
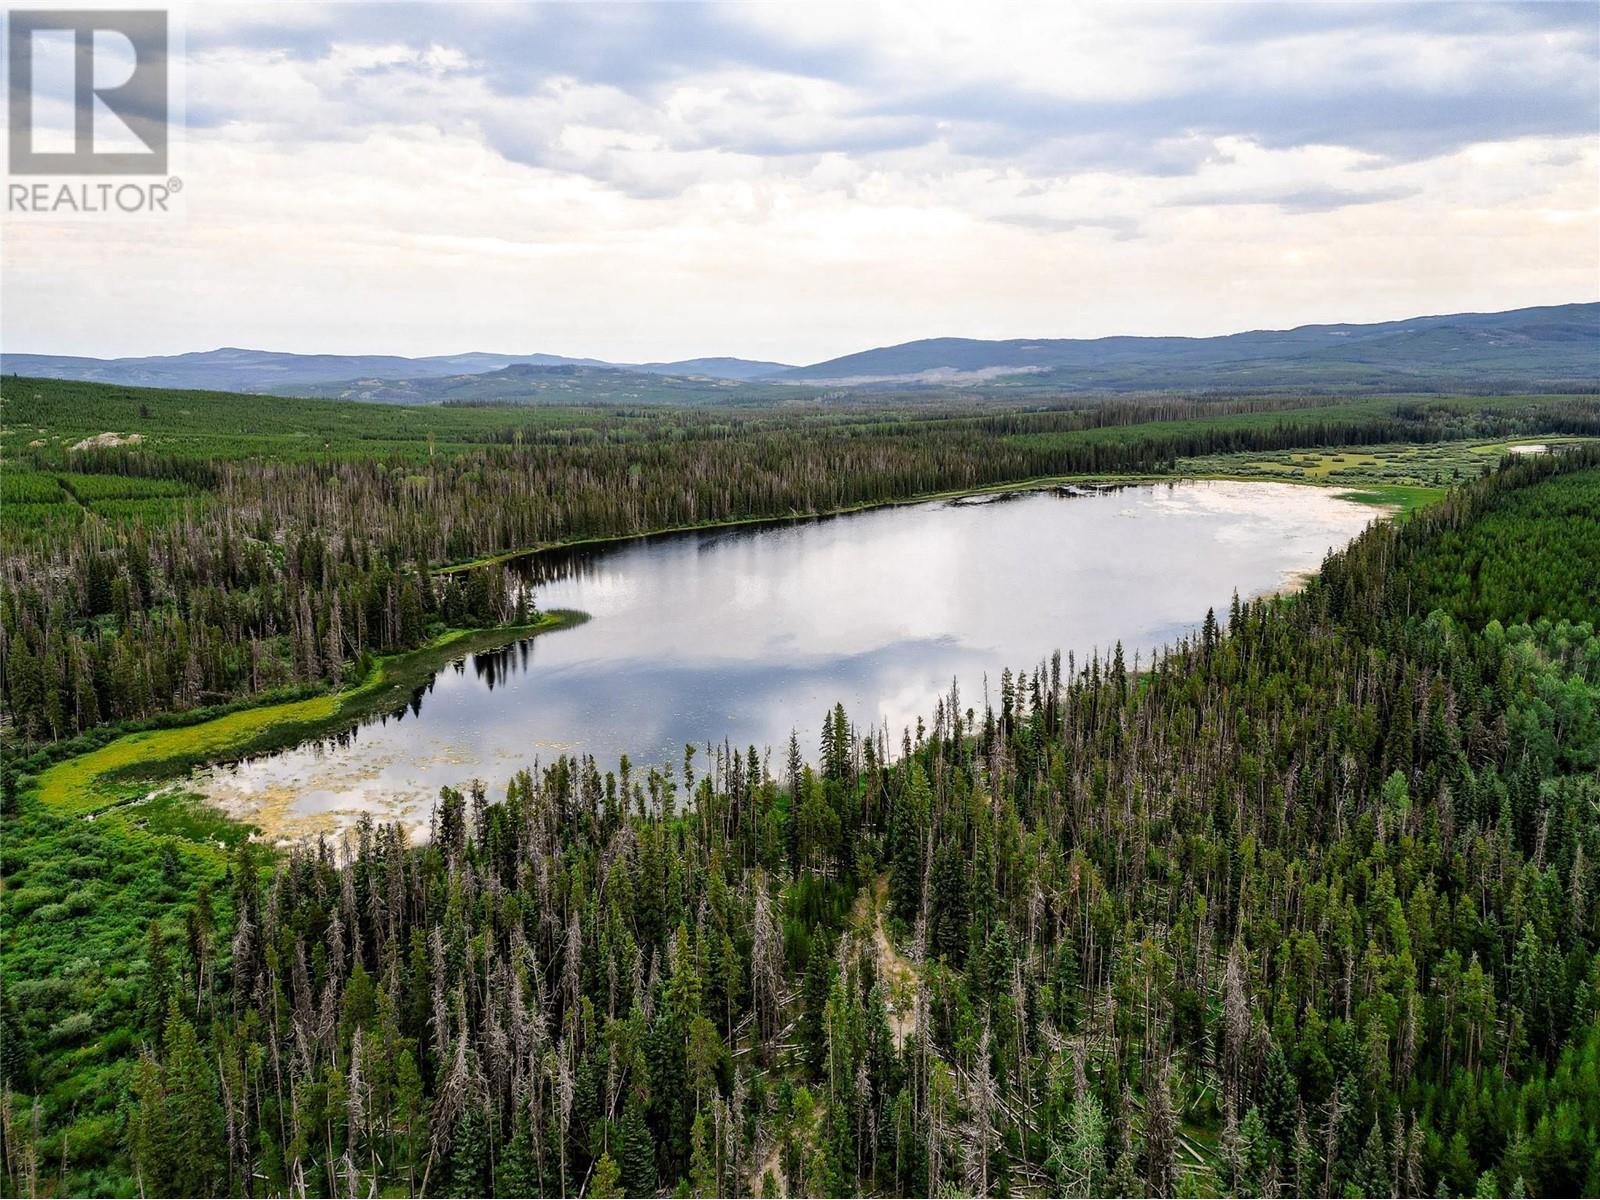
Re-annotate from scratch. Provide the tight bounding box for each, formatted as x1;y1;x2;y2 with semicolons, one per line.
198;481;1380;839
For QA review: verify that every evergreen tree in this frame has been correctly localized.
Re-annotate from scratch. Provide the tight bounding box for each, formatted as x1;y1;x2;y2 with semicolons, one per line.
160;1004;225;1196
1261;1042;1299;1146
141;921;173;1038
1059;1090;1106;1199
620;1095;658;1197
590;1151;623;1199
800;937;835;1079
498;1112;538;1197
448;1102;491;1197
928;839;969;965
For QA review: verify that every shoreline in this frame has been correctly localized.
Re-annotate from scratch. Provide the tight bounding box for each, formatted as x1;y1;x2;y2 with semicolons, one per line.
434;470;1441;575
31;610;589;817
27;471;1437;819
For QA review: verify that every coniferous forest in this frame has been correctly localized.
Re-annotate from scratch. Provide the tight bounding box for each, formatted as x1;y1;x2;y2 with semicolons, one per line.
7;4;1600;1195
1;373;1597;1195
3;380;1596;744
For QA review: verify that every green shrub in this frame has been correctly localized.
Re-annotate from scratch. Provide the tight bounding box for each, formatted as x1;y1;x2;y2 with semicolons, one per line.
48;1011;95;1045
6;885;60;915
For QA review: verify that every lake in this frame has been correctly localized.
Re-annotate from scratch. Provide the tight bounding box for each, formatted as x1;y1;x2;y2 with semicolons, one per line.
196;480;1381;839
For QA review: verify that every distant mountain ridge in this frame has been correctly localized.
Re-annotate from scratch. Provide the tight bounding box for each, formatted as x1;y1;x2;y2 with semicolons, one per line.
0;347;793;394
286;363;797;406
772;303;1600;388
5;302;1594;401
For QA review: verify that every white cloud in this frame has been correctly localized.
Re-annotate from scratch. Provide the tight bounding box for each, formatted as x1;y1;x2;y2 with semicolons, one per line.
3;0;1596;362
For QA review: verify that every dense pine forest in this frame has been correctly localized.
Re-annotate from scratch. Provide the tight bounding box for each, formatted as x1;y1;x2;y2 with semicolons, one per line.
2;419;1597;1195
3;378;1598;745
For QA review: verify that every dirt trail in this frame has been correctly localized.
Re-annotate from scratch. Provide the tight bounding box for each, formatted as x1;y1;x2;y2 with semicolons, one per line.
853;875;918;1048
749;1139;785;1198
745;879;916;1197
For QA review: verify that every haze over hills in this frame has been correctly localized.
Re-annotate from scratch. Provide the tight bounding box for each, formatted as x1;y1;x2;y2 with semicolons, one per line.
633;356;793;381
0;347;794;395
4;303;1595;403
773;302;1600;389
0;348;591;393
285;362;799;406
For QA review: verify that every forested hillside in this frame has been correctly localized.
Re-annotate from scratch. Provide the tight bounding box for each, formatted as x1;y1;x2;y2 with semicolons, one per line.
774;303;1600;392
9;303;1596;397
4;379;1597;744
3;448;1596;1197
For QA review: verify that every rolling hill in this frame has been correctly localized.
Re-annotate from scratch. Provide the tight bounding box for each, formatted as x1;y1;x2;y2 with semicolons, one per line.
281;363;801;405
5;303;1593;402
773;303;1600;390
0;347;792;394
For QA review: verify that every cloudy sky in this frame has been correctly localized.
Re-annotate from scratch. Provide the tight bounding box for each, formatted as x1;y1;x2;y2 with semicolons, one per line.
4;0;1598;363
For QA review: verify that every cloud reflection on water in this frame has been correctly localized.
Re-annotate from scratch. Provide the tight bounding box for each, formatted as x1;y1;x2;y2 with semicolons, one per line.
199;481;1377;838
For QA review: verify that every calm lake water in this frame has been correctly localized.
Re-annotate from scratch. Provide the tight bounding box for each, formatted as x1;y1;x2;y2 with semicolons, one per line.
197;481;1380;839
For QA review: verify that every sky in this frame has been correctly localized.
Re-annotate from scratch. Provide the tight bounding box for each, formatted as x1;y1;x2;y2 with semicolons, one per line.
3;0;1598;364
